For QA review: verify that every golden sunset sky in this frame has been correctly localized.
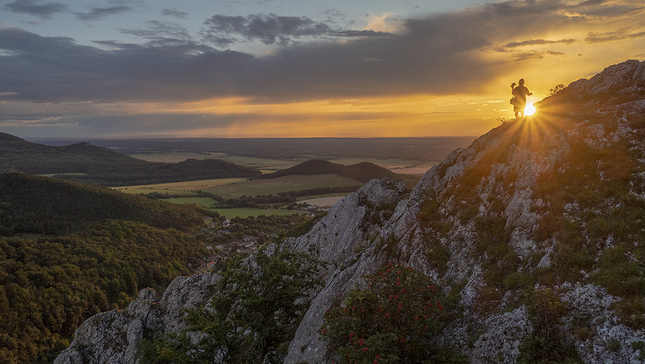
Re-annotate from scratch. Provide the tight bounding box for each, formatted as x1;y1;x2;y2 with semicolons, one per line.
0;0;644;139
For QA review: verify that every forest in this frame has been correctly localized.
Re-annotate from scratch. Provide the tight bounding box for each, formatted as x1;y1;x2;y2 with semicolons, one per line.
0;173;210;363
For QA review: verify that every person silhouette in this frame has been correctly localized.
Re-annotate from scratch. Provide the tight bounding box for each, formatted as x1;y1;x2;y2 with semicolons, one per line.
510;79;533;119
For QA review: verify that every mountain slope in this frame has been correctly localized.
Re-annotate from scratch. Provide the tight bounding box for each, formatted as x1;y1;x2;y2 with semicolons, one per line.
56;59;645;364
0;134;262;185
0;173;205;235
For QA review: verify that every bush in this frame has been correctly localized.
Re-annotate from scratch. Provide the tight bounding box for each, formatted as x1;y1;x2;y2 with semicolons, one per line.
138;249;324;364
320;264;467;364
518;288;582;364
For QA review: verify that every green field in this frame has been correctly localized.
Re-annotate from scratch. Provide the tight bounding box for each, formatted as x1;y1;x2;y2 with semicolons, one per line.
162;197;218;208
113;178;248;195
202;174;363;199
161;196;301;218
211;207;300;219
128;152;226;163
129;152;298;171
217;155;298;171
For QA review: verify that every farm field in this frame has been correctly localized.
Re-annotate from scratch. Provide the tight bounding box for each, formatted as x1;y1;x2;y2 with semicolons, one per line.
217;155;299;171
161;197;217;208
300;195;345;207
128;152;298;171
202;174;363;199
127;152;226;163
113;178;248;195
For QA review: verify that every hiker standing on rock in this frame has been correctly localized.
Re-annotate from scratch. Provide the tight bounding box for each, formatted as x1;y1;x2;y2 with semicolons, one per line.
510;78;532;119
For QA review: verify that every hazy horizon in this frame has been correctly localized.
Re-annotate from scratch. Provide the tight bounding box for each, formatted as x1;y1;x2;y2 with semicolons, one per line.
1;0;644;139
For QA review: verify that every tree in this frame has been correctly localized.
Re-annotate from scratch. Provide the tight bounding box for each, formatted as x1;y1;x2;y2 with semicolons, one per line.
138;249;324;364
548;84;564;97
320;264;467;364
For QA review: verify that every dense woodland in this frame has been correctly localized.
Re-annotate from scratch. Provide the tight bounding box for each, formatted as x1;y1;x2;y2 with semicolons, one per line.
0;173;209;363
0;173;206;236
0;133;261;186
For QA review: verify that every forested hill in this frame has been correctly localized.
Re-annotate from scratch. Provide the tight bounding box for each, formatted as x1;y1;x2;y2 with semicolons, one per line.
260;159;400;183
0;173;204;236
0;173;209;363
0;133;261;186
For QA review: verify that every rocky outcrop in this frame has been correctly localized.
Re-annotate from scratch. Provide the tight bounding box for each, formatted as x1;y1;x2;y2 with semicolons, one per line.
55;272;220;364
57;59;645;364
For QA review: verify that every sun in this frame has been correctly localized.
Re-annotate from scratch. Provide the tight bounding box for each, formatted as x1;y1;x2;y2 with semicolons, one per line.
525;103;536;116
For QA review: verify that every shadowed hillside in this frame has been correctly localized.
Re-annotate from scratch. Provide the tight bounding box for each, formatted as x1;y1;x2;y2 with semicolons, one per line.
0;173;205;236
0;134;261;186
260;158;405;184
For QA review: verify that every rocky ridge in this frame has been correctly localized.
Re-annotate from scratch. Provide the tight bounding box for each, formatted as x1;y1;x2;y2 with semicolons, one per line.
57;59;645;363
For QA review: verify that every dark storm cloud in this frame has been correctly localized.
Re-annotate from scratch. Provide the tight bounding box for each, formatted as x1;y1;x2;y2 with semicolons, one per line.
0;0;640;105
76;6;131;21
4;0;68;19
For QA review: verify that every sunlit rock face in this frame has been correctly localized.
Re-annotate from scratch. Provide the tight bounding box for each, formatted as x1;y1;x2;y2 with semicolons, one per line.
57;59;645;364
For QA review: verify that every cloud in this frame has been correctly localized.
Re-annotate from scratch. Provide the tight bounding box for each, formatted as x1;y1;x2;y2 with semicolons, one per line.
76;6;131;21
121;21;193;45
503;38;576;48
161;8;188;19
586;29;645;43
0;0;642;107
201;13;389;46
4;0;68;19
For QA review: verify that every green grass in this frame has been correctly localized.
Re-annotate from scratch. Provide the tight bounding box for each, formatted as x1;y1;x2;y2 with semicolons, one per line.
203;174;363;199
112;178;248;195
128;152;227;163
210;207;300;219
218;156;298;170
128;152;298;170
162;197;218;208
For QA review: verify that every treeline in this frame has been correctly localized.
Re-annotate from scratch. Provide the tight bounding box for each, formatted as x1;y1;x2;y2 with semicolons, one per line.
0;220;207;364
0;173;205;236
195;186;360;208
0;133;261;186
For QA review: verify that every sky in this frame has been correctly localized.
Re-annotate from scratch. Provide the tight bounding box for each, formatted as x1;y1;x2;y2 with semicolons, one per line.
1;0;644;139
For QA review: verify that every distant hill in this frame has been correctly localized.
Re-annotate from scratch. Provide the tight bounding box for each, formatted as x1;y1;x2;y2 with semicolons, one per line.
260;159;401;183
0;173;204;236
0;133;262;186
338;161;399;183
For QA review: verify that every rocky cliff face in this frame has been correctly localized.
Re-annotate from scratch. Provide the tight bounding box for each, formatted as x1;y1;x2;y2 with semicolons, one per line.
57;59;645;364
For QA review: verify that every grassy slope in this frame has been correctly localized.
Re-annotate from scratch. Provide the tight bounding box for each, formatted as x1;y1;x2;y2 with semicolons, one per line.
203;174;363;199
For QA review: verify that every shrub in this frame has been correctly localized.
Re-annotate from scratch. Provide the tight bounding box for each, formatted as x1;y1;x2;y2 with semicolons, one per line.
518;288;582;364
320;264;467;364
138;249;324;364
